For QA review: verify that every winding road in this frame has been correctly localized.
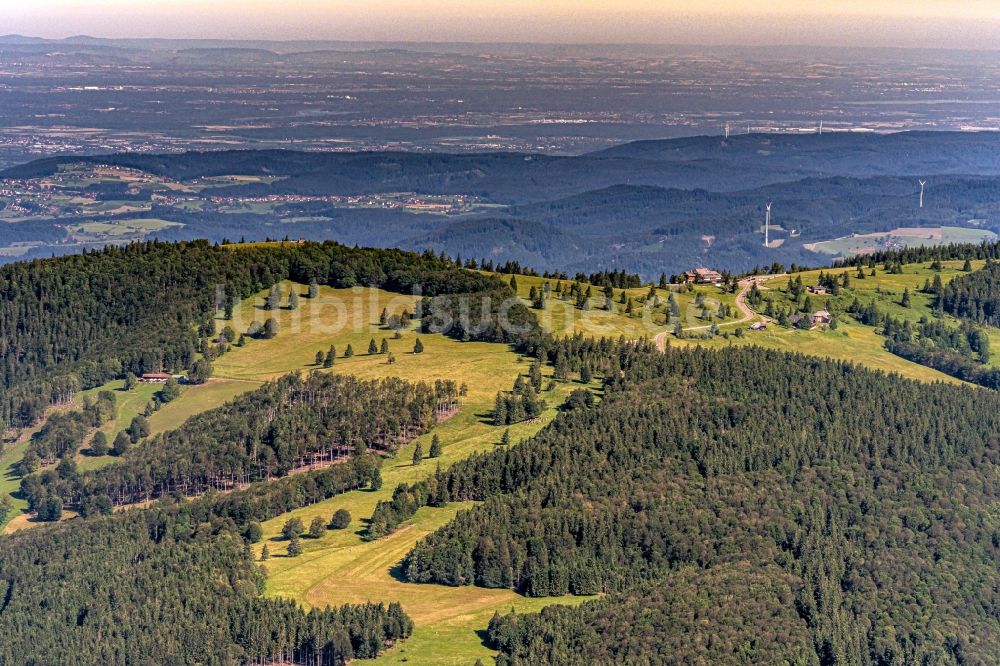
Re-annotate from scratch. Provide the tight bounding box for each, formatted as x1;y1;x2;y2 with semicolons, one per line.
654;274;782;351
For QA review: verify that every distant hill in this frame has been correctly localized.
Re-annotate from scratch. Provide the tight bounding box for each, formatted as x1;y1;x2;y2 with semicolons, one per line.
5;132;1000;276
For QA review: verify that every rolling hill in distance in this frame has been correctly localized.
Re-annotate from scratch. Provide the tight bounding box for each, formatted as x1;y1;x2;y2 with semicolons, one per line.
3;131;1000;277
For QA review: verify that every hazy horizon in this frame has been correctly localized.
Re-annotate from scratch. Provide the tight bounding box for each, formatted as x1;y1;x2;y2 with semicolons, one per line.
8;1;1000;50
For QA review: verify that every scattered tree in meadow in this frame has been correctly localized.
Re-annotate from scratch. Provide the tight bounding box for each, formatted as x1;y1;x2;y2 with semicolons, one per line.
112;431;131;456
266;284;281;311
412;443;423;465
413;338;424;354
282;517;305;541
287;533;302;557
309;516;326;538
262;317;279;339
330;509;352;530
429;435;442;458
90;431;109;457
246;521;263;543
368;339;378;355
128;415;150;443
188;359;213;384
158;378;181;403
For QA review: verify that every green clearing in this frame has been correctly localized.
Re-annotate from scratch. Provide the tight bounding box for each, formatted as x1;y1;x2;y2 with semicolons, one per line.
505;273;742;340
68;218;182;239
680;259;991;385
806;226;997;258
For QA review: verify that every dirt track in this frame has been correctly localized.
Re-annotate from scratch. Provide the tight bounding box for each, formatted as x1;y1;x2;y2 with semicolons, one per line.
654;274;782;351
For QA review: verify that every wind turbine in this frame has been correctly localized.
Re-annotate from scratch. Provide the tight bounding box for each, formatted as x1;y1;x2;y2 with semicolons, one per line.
764;203;773;248
919;180;927;209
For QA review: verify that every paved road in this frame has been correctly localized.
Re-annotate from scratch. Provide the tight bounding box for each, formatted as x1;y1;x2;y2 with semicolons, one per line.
654;274;783;351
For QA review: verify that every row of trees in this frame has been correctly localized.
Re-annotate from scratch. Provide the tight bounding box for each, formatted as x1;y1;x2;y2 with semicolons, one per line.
23;372;449;513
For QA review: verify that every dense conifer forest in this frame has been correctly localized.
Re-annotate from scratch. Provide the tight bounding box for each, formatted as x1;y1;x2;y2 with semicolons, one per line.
939;259;1000;326
398;340;1000;664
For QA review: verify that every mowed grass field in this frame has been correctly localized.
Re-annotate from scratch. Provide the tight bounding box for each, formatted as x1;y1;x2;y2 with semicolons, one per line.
806;226;997;257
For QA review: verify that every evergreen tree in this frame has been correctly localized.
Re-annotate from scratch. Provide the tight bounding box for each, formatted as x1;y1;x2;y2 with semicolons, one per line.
287;533;302;557
21;448;39;473
412;443;423;465
500;429;511;446
246;521;263;543
315;350;324;366
128;415;150;443
324;346;335;368
112;431;131;456
288;290;299;310
261;544;270;561
344;344;354;358
429;435;442;458
188;359;213;384
266;284;281;310
380;338;389;354
368;338;378;355
308;280;319;298
158;378;181;403
90;431;109;457
413;338;424;354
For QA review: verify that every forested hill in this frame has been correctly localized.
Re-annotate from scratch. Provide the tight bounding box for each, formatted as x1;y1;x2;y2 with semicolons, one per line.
399;339;1000;664
0;240;499;432
9;132;1000;196
593;130;1000;176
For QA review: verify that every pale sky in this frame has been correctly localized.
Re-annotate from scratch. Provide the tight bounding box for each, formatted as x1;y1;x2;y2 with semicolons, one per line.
7;0;1000;48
